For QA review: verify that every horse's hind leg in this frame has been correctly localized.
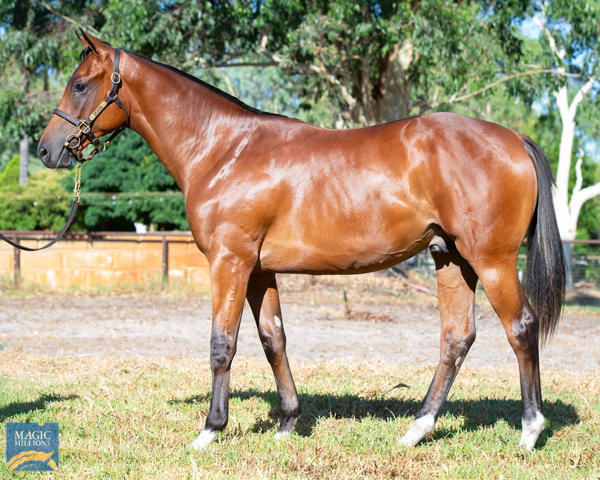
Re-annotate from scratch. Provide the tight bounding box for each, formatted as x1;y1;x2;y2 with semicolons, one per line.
246;272;300;437
400;245;478;446
475;258;544;450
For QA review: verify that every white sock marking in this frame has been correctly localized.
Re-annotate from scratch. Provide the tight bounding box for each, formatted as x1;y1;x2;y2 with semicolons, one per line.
191;429;218;450
399;414;435;446
520;412;545;451
274;430;290;440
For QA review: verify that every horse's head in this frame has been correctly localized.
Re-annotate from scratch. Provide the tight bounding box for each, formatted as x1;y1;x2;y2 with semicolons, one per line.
38;31;129;168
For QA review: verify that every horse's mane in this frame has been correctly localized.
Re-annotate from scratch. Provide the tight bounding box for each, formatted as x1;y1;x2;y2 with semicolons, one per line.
125;50;287;119
77;40;287;118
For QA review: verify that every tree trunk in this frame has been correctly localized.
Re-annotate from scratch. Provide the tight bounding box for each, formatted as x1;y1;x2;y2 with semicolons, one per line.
19;135;28;185
553;86;573;212
551;83;599;291
351;40;413;126
374;41;413;123
20;69;30;185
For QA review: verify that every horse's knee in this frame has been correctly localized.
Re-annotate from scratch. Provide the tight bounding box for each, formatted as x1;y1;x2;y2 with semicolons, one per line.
210;332;236;371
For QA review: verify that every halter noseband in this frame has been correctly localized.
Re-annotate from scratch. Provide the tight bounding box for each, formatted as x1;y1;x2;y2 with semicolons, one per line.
53;48;129;163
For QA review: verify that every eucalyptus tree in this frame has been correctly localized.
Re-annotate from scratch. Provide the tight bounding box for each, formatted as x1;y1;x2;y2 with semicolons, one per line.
506;1;600;287
95;1;528;126
241;0;530;126
527;1;600;242
0;0;83;184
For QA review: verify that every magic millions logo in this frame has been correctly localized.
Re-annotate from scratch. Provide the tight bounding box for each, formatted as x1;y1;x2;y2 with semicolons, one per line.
5;423;59;472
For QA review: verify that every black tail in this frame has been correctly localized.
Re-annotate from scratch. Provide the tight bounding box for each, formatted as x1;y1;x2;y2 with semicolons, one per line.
522;136;565;345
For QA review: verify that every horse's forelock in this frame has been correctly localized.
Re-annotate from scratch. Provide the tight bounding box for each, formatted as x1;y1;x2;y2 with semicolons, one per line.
79;46;92;62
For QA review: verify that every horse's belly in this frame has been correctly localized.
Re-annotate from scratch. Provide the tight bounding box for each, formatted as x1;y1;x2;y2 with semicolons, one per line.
256;163;434;274
259;218;432;274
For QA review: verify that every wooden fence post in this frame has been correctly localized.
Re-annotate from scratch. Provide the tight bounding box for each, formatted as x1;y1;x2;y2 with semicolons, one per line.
12;234;20;289
162;236;169;286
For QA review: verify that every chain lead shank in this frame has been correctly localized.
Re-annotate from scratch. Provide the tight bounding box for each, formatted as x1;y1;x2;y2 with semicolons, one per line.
73;163;82;202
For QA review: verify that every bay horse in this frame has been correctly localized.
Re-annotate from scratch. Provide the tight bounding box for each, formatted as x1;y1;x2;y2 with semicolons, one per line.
38;33;564;451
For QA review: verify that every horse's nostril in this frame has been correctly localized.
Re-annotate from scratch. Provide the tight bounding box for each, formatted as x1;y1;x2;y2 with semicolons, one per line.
38;145;50;163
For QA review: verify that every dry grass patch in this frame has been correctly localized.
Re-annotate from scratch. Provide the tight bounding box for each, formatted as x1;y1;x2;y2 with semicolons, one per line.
0;354;598;479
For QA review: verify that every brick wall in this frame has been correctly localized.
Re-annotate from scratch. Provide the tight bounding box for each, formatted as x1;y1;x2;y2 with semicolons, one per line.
0;233;210;289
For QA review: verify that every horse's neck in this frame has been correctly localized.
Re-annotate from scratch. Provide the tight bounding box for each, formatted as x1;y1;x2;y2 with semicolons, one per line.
124;53;257;192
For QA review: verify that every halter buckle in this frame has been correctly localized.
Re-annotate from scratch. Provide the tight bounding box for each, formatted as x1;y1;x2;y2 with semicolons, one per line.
77;121;91;134
111;72;121;85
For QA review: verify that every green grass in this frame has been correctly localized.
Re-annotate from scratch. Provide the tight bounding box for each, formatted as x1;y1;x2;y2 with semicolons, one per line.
0;355;598;479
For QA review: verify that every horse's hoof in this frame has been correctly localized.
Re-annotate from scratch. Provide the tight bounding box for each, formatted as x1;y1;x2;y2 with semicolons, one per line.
399;414;435;447
274;430;291;440
191;429;218;450
519;412;545;451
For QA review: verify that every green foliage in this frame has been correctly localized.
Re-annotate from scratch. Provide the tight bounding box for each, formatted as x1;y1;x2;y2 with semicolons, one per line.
0;134;188;232
77;131;188;231
0;154;20;186
0;0;75;139
0;168;71;231
256;0;528;123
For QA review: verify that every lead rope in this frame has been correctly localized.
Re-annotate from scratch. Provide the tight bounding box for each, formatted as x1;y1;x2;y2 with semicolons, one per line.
0;163;83;251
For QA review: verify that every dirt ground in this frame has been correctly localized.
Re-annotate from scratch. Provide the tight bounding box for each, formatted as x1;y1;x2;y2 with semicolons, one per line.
0;274;599;372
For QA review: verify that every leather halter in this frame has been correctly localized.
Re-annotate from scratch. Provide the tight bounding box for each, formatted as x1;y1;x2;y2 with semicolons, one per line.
53;48;129;163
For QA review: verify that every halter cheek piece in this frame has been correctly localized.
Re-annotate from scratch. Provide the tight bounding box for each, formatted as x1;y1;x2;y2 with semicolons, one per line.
53;48;129;163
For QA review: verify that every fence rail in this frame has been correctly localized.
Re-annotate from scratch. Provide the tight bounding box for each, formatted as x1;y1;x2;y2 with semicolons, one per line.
0;230;197;289
392;240;600;289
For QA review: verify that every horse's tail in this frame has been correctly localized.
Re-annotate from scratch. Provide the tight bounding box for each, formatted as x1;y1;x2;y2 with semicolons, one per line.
521;136;565;345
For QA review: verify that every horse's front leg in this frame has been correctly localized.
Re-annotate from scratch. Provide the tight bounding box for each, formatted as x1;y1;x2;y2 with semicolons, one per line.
191;250;255;450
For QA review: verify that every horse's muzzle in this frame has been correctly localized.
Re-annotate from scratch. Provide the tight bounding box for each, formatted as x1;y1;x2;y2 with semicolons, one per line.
38;142;73;169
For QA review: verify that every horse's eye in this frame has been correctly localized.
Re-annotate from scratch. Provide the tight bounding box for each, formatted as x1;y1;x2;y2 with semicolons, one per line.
73;82;87;93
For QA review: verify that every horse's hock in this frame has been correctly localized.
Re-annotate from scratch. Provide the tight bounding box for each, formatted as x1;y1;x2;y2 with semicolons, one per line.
0;232;210;288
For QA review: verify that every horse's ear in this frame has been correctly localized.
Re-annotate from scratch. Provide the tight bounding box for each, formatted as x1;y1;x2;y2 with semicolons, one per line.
78;29;101;56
